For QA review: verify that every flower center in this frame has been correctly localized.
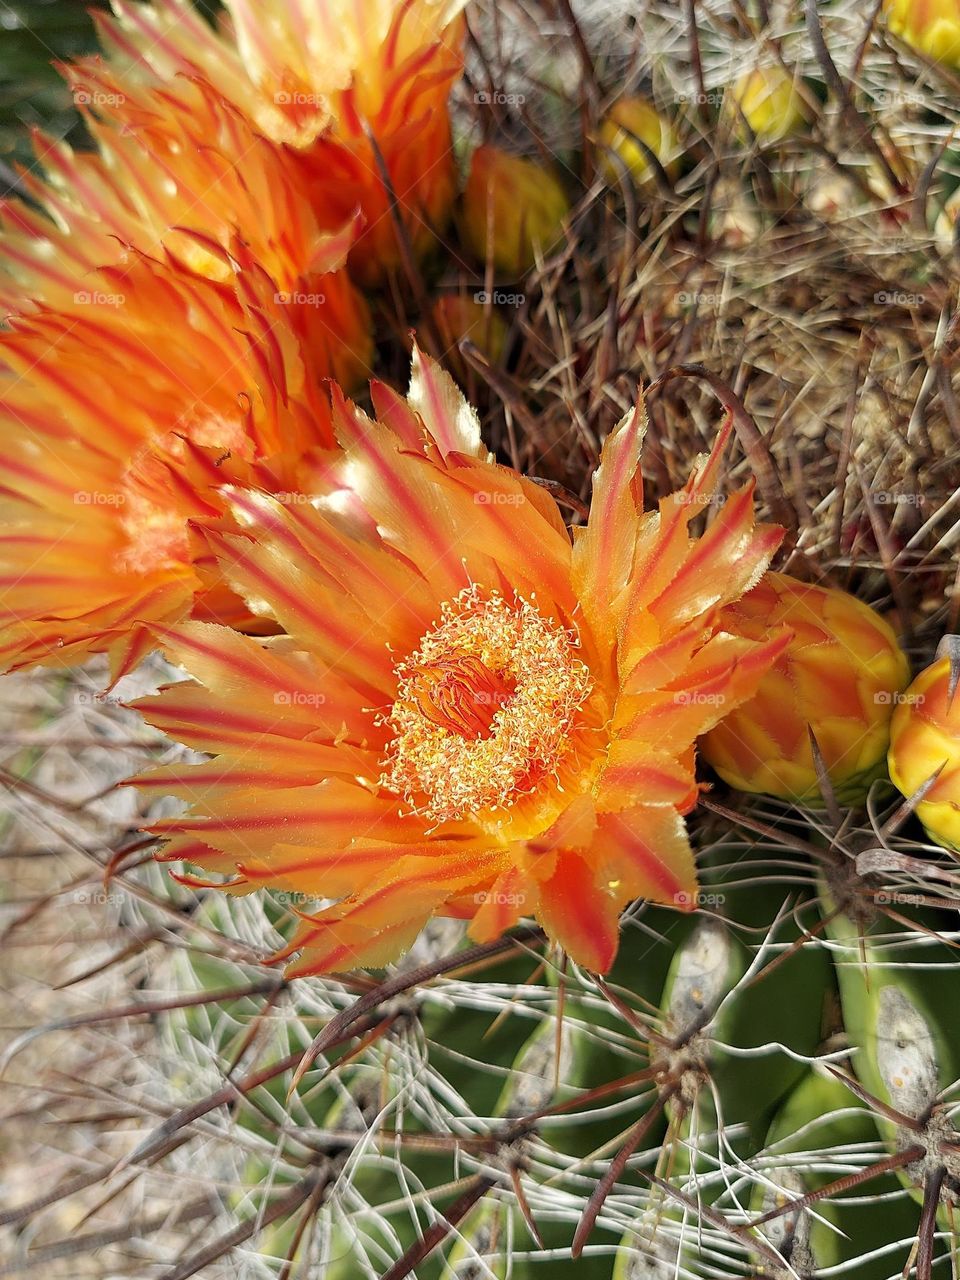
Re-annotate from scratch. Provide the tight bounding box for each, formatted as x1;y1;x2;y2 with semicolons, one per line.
407;653;517;740
382;586;592;824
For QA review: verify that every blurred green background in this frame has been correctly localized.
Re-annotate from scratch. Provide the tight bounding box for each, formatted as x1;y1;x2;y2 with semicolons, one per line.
0;0;104;194
0;0;226;197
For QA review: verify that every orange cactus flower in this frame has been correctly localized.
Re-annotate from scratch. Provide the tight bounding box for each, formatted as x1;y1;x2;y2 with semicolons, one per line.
0;247;337;677
700;572;910;803
82;0;466;283
888;654;960;851
132;350;789;976
0;72;373;390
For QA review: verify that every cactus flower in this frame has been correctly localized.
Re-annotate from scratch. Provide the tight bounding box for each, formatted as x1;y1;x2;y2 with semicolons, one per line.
730;65;810;143
883;0;960;68
700;572;910;804
461;146;570;277
888;655;960;850
76;0;466;283
0;250;338;677
133;350;788;977
598;95;681;185
0;77;370;382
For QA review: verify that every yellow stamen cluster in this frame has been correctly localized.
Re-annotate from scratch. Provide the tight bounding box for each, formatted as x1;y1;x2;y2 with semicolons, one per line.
382;586;592;824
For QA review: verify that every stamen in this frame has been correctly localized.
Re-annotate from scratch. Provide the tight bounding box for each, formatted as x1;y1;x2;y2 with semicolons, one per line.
381;586;592;824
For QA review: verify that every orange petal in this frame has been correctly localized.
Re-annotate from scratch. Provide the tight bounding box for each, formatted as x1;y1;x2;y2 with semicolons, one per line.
571;393;646;636
536;852;622;973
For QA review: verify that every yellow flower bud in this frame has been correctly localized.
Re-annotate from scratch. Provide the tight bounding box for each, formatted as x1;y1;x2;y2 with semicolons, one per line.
461;145;570;277
430;294;509;371
700;572;910;804
888;655;960;850
730;65;810;143
598;95;681;185
883;0;960;68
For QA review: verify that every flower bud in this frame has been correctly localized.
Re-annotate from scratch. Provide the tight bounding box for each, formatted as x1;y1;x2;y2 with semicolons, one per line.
700;572;910;803
461;145;570;277
730;65;810;143
430;294;508;369
598;95;680;185
883;0;960;68
888;654;960;850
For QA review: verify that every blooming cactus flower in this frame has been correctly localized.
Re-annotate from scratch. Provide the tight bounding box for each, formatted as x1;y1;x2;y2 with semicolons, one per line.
700;573;910;804
730;66;810;144
888;655;960;850
0;249;337;677
461;146;571;278
0;81;374;389
132;350;789;976
883;0;960;68
598;96;681;185
85;0;466;282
